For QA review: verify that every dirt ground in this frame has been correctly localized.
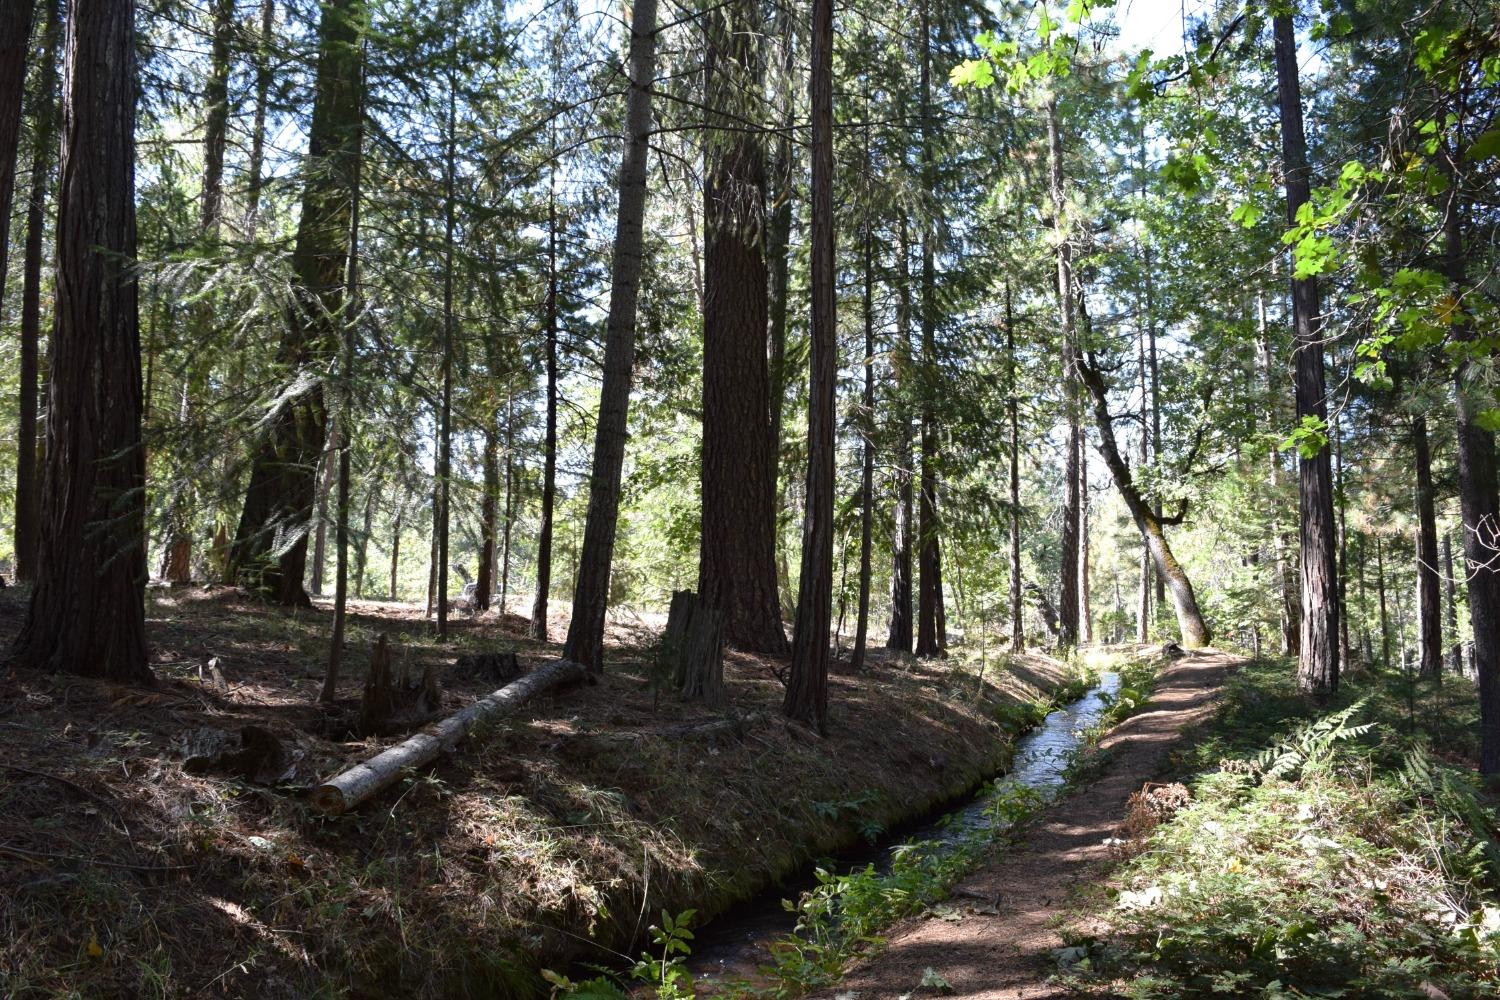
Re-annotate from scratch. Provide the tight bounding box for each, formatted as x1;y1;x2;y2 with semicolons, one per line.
813;648;1240;1000
0;584;1080;998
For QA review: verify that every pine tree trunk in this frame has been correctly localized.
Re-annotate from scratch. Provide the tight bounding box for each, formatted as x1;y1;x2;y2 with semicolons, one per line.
1047;97;1081;651
500;394;515;611
245;0;275;236
354;482;374;598
11;0;150;683
389;508;402;600
231;0;360;607
200;0;232;234
562;0;659;671
1006;284;1023;653
0;0;35;295
309;421;339;596
1442;114;1500;773
851;211;876;673
435;71;456;640
323;85;362;704
1377;534;1390;667
1445;531;1461;675
1413;415;1442;678
1274;14;1340;697
914;0;944;659
699;0;785;654
1080;437;1092;645
476;422;498;613
784;0;835;732
1077;358;1210;647
886;215;914;653
1137;318;1151;643
529;152;560;641
15;0;60;584
764;11;795;612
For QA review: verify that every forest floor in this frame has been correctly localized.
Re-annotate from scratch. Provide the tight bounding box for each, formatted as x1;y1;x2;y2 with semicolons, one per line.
0;584;1097;999
810;648;1238;1000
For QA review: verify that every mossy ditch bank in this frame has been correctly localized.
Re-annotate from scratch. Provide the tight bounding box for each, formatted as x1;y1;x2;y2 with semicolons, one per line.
0;585;1107;1000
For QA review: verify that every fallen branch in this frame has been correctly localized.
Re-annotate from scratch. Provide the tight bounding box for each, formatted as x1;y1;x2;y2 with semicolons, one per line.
311;658;587;815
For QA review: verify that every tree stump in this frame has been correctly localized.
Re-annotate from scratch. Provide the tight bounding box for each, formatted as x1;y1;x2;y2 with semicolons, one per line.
359;635;443;736
663;590;726;705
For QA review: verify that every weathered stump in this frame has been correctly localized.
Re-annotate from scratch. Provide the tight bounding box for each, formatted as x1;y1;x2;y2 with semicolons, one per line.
663;590;726;705
359;635;442;736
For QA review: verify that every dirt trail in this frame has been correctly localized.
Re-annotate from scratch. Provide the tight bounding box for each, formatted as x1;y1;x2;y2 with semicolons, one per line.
814;648;1240;1000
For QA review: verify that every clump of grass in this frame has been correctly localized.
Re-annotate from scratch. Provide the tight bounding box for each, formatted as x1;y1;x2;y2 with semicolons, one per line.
1082;664;1500;999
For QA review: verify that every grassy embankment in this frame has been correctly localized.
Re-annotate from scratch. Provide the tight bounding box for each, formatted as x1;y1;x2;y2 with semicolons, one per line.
1056;656;1500;999
0;586;1098;998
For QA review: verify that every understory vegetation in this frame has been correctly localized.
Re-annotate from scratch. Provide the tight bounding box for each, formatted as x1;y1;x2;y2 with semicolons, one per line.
1062;659;1500;999
548;649;1160;999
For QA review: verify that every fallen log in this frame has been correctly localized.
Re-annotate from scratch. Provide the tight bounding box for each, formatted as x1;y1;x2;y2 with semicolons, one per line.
311;657;587;815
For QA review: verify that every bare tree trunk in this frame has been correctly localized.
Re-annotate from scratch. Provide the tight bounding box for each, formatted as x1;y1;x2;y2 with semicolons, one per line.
435;69;456;640
354;480;374;598
914;0;943;659
476;422;498;612
1414;415;1442;678
1046;96;1081;651
1377;533;1390;667
784;0;835;732
231;0;360;606
11;0;150;683
1260;299;1299;654
1006;284;1023;653
0;0;35;295
309;421;339;596
245;0;275;236
887;215;914;653
1445;531;1461;675
500;393;515;610
14;0;60;584
851;207;875;673
1136;315;1151;643
562;0;659;671
1080;438;1092;645
1274;13;1339;697
764;10;795;620
699;0;785;653
530;146;560;641
323;79;363;703
1077;358;1210;647
389;507;402;600
1441;113;1500;772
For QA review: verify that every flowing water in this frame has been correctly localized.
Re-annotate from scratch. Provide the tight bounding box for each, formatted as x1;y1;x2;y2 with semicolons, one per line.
683;671;1123;984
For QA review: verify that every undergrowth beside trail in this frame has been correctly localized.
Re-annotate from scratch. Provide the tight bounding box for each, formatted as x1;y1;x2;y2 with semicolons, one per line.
547;646;1163;1000
1062;658;1500;999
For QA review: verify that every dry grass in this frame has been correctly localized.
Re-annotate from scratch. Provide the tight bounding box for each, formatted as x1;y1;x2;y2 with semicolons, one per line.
0;585;1077;998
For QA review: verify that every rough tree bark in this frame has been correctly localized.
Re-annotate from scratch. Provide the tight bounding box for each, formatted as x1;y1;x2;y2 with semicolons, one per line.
10;0;150;683
323;80;362;704
1076;357;1211;647
529;139;560;641
1006;283;1023;652
1442;105;1500;774
698;0;786;654
435;68;457;640
1274;13;1339;697
887;215;915;653
231;0;360;606
244;0;276;236
15;0;60;584
784;0;835;732
476;421;498;612
851;189;876;673
914;0;944;659
1413;415;1442;678
561;0;658;671
1046;96;1081;651
0;0;35;295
